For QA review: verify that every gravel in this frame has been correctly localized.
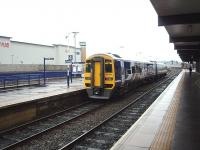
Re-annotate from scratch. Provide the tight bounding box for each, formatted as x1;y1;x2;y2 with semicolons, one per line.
14;70;180;150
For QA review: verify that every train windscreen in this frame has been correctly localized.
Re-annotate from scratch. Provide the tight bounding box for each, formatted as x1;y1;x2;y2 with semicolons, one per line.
85;64;91;73
105;64;112;73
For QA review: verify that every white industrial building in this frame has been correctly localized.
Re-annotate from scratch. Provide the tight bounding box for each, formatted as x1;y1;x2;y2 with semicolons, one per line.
0;36;86;65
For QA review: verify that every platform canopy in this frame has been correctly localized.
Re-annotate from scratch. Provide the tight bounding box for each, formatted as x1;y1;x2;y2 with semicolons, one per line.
150;0;200;62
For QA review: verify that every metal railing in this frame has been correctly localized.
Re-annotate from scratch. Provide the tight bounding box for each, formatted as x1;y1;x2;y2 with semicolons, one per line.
0;74;42;89
0;71;83;90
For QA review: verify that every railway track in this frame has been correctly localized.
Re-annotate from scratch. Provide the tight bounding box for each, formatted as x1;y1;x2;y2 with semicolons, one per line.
1;69;180;150
0;101;105;150
59;70;180;150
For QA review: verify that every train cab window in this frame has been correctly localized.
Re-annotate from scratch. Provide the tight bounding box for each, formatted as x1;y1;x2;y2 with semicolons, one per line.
86;64;91;72
105;64;112;73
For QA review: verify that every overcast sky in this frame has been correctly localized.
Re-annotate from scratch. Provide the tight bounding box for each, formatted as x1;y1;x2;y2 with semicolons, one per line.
0;0;181;61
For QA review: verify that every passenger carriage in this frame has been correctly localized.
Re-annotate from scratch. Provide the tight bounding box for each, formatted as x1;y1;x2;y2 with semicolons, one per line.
84;53;167;99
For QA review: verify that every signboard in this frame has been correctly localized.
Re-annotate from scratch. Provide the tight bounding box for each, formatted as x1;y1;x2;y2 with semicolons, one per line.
65;60;71;63
0;37;10;48
79;42;86;46
68;55;73;61
45;57;54;60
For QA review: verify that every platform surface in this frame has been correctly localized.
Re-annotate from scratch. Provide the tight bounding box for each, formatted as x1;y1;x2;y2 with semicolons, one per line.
171;71;200;150
111;70;200;150
0;78;84;108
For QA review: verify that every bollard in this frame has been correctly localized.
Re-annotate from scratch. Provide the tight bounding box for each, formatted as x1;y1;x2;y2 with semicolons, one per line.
28;74;31;86
3;79;5;89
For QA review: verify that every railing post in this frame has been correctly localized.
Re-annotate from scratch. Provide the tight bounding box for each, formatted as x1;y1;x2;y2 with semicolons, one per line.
3;79;5;89
44;58;46;85
28;74;30;86
17;79;19;88
38;75;41;85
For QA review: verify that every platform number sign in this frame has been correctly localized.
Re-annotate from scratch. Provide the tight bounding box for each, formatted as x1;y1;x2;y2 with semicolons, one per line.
68;55;73;61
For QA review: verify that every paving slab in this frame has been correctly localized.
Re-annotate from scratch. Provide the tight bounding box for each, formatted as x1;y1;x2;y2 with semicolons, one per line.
0;78;84;108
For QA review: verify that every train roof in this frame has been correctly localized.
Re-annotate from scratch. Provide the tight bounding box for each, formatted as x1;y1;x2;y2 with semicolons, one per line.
87;53;123;60
86;53;166;66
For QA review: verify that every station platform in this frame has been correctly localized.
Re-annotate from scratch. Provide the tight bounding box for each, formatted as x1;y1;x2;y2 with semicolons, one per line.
0;78;84;109
111;70;200;150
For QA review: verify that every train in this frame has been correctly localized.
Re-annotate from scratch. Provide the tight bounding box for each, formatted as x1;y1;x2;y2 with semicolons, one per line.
84;53;168;99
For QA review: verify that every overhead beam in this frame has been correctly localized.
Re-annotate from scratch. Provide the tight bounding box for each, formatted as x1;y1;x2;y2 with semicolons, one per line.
174;44;200;50
179;56;193;62
158;13;200;26
179;54;200;61
170;36;200;43
177;51;200;55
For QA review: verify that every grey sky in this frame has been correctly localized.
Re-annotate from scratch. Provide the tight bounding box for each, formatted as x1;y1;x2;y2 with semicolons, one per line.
0;0;181;61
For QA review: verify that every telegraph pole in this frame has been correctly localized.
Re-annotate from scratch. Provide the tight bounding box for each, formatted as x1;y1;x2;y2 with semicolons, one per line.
72;32;79;63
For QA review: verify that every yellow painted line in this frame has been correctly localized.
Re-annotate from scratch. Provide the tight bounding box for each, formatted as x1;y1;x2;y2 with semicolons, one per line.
150;73;185;150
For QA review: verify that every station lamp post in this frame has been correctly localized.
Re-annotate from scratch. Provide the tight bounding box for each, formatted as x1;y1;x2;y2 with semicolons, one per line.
72;32;79;63
66;33;73;83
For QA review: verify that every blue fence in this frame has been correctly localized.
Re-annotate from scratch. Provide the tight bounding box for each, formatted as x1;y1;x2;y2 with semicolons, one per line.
0;71;82;89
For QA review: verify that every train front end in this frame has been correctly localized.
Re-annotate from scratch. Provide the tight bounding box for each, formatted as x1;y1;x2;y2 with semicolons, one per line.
84;54;115;99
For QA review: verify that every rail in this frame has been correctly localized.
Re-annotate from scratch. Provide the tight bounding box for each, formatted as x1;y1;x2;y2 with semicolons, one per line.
59;70;180;150
0;101;105;150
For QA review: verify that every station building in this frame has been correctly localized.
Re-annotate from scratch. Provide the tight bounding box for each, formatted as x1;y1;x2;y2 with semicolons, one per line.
0;36;86;65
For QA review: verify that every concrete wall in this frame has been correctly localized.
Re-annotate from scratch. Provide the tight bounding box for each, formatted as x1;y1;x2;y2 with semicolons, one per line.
0;41;55;65
0;36;82;65
54;45;81;64
0;89;87;131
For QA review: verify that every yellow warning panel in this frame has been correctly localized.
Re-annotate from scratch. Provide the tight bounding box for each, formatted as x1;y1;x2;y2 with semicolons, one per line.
94;62;101;87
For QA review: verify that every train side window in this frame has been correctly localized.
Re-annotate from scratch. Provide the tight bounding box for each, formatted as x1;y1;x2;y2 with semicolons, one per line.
105;64;112;73
127;69;131;74
132;66;135;73
86;64;91;72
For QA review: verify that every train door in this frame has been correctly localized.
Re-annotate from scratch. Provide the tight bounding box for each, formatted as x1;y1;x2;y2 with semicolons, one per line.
92;57;104;88
114;60;125;84
124;61;131;79
114;60;121;81
121;60;125;84
94;61;101;87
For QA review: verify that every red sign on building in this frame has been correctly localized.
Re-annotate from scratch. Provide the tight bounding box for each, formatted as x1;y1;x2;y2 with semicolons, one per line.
0;41;10;48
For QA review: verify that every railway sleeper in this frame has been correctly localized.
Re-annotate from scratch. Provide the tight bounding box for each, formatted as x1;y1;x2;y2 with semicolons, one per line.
2;135;20;142
75;145;101;150
116;115;134;119
0;137;15;149
100;126;121;132
106;122;131;129
94;131;118;137
77;141;107;149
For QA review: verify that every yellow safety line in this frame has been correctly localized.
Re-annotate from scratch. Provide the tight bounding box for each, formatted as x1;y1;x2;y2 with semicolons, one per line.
150;73;185;150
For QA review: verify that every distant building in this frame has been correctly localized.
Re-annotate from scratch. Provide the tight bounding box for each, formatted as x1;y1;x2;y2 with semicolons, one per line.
0;36;86;65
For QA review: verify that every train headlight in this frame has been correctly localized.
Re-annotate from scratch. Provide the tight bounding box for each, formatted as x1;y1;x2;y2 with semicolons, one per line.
105;77;113;81
85;77;91;80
